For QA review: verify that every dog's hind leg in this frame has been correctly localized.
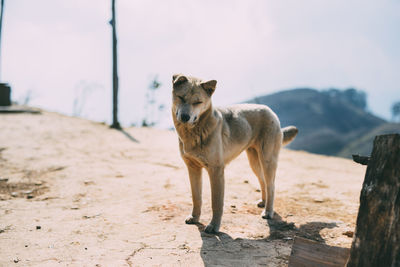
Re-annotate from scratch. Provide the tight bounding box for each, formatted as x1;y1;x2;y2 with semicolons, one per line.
246;147;266;208
258;141;281;219
185;163;203;224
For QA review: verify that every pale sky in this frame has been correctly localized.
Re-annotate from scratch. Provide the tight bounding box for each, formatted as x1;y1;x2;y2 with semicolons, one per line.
2;0;400;127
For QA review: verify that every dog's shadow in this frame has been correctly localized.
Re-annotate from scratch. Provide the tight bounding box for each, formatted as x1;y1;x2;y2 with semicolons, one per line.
195;213;338;266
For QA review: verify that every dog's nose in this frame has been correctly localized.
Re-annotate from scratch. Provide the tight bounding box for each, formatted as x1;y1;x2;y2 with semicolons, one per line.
180;114;190;123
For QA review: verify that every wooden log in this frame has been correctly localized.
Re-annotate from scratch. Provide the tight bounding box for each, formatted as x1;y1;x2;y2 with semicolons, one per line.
346;134;400;267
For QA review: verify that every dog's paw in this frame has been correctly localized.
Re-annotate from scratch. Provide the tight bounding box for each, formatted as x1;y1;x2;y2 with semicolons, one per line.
185;215;199;224
261;210;274;219
204;223;219;234
257;199;265;208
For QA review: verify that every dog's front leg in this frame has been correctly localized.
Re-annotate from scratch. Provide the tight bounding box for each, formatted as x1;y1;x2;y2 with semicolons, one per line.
185;164;202;224
205;166;225;234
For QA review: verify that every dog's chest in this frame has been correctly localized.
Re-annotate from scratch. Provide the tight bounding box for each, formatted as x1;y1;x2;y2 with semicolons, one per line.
180;141;211;168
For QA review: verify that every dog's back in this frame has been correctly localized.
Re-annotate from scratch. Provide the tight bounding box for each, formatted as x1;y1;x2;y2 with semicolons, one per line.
217;104;297;148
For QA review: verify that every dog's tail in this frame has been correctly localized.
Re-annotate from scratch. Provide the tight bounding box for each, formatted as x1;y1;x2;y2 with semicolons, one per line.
282;126;298;146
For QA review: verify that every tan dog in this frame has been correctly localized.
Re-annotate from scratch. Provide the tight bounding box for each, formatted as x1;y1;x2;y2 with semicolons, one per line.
172;74;298;233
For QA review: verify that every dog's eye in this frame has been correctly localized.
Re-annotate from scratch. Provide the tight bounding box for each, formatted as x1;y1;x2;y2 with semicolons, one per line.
178;96;185;102
193;102;202;105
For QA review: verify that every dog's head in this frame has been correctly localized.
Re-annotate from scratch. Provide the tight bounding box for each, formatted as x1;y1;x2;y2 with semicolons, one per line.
172;74;217;125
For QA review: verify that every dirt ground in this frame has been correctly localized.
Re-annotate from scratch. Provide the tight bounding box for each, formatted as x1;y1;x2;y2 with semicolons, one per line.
0;110;366;266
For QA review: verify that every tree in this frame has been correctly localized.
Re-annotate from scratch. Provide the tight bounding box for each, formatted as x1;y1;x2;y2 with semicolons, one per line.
325;88;367;111
110;0;121;129
142;76;163;127
343;88;367;110
392;101;400;122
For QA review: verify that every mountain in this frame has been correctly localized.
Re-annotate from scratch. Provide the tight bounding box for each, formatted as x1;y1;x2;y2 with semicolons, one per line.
245;88;393;157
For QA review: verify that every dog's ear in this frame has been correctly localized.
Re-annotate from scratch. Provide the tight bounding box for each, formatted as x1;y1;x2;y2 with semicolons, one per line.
201;80;217;96
172;74;188;87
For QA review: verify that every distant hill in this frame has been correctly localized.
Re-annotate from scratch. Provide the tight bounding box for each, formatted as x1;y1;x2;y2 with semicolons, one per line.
337;123;400;158
245;88;399;157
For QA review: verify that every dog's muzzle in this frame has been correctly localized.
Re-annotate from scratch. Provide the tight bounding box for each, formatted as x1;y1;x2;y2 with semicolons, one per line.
180;113;190;123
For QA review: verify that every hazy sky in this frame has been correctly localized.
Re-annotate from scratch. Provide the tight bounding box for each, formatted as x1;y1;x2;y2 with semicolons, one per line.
2;0;400;127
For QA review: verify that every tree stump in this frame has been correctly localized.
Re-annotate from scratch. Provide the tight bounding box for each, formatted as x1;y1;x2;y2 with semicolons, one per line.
347;134;400;267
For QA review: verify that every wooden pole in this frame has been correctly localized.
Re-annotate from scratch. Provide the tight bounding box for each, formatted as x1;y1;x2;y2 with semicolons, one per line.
346;134;400;267
0;0;5;81
110;0;121;129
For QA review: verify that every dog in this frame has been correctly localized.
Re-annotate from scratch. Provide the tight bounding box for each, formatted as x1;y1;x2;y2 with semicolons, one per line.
172;74;298;233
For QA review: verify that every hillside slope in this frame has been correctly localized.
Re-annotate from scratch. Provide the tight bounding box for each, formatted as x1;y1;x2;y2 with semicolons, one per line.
246;88;385;156
338;122;400;158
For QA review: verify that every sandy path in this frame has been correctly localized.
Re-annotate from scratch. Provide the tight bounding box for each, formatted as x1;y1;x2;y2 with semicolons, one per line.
0;111;366;266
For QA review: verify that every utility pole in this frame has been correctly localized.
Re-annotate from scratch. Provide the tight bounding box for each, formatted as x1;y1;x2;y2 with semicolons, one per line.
0;0;11;107
110;0;121;129
0;0;5;81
